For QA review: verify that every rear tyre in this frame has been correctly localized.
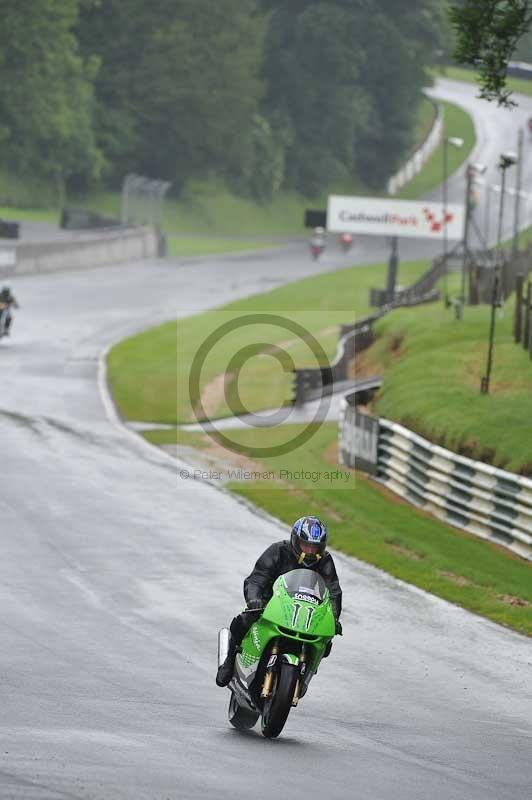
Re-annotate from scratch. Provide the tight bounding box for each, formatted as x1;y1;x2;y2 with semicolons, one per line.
228;692;259;730
261;662;298;739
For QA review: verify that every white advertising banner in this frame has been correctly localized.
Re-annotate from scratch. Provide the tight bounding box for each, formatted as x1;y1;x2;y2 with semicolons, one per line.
327;195;465;240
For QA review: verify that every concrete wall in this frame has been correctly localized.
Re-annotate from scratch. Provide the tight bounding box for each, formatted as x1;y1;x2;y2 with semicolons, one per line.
3;226;160;276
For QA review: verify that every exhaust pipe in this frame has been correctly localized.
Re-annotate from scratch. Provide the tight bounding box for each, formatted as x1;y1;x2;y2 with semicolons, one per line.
218;628;230;667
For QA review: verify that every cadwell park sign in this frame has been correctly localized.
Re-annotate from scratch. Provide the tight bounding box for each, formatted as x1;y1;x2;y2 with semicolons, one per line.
327;195;465;241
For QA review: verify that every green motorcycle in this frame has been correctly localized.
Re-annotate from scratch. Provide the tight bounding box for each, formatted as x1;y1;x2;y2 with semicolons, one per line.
218;568;336;739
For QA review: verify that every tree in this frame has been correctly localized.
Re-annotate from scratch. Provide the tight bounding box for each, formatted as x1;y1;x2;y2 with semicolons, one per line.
356;0;446;186
77;0;265;193
450;0;532;106
0;0;102;198
260;0;445;195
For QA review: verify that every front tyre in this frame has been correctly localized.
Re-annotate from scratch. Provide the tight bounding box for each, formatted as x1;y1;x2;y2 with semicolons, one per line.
261;662;298;739
228;692;259;730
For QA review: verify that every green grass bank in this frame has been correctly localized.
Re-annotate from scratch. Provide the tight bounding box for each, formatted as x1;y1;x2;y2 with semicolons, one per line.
107;259;429;424
362;297;532;475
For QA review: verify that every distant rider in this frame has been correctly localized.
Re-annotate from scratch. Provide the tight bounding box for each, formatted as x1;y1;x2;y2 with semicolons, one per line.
310;226;326;254
0;286;19;336
339;232;353;252
216;516;343;687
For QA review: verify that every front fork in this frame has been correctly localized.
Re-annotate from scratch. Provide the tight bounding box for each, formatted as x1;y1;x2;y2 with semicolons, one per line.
260;639;307;707
260;640;279;699
292;644;307;707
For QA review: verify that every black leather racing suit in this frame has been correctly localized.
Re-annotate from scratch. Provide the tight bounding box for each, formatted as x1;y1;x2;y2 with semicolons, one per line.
0;290;18;333
229;539;342;644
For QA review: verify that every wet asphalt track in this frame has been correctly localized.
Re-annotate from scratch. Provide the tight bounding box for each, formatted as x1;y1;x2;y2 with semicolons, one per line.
1;79;532;799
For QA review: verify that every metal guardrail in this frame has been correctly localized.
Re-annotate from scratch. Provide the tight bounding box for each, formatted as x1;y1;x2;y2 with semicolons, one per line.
339;406;532;561
387;98;443;195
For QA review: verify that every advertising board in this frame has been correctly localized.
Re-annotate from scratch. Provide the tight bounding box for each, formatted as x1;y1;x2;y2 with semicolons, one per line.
327;195;464;240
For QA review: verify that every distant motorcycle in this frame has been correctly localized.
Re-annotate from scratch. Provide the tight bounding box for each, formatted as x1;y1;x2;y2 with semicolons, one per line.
0;300;18;340
309;226;326;260
0;303;11;339
339;232;353;253
309;240;325;260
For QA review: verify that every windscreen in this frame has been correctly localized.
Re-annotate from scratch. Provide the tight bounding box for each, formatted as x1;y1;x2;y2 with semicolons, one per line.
282;569;326;603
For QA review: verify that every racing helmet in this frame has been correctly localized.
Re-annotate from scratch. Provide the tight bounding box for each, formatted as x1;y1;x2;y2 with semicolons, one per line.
290;516;328;566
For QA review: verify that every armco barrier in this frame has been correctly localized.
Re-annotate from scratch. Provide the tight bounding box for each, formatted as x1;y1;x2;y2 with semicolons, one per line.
387;98;442;195
339;403;532;561
5;226;161;276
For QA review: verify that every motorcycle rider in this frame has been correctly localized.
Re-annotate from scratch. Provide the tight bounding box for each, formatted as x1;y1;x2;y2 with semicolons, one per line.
339;232;353;251
0;286;19;336
309;226;326;257
216;516;343;687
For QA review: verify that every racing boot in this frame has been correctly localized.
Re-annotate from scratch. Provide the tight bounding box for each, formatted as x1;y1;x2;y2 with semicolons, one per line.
216;633;239;687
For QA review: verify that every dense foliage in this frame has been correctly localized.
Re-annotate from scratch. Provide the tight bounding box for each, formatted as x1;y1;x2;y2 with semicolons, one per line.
451;0;532;106
0;0;102;197
0;0;445;201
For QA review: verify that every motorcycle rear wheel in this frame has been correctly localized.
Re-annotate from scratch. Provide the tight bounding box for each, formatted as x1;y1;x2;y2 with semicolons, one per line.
228;691;259;730
261;662;298;739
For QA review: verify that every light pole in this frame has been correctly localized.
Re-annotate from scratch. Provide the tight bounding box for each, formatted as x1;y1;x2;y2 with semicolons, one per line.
481;151;518;395
511;128;524;258
484;183;496;246
459;162;486;316
442;136;464;306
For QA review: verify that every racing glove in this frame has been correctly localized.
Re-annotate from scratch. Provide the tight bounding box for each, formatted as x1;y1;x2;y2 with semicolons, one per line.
245;599;265;612
335;619;343;636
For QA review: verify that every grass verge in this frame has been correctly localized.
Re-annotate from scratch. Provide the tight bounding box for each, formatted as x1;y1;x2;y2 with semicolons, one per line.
107;259;429;424
441;65;532;99
359;294;532;474
0;205;59;223
145;423;532;637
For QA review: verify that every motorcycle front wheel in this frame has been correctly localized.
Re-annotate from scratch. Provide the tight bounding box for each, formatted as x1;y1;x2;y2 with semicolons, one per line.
227;691;259;730
261;662;298;739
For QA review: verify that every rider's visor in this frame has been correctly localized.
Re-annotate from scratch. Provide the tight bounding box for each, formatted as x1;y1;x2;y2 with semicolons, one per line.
300;541;322;555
